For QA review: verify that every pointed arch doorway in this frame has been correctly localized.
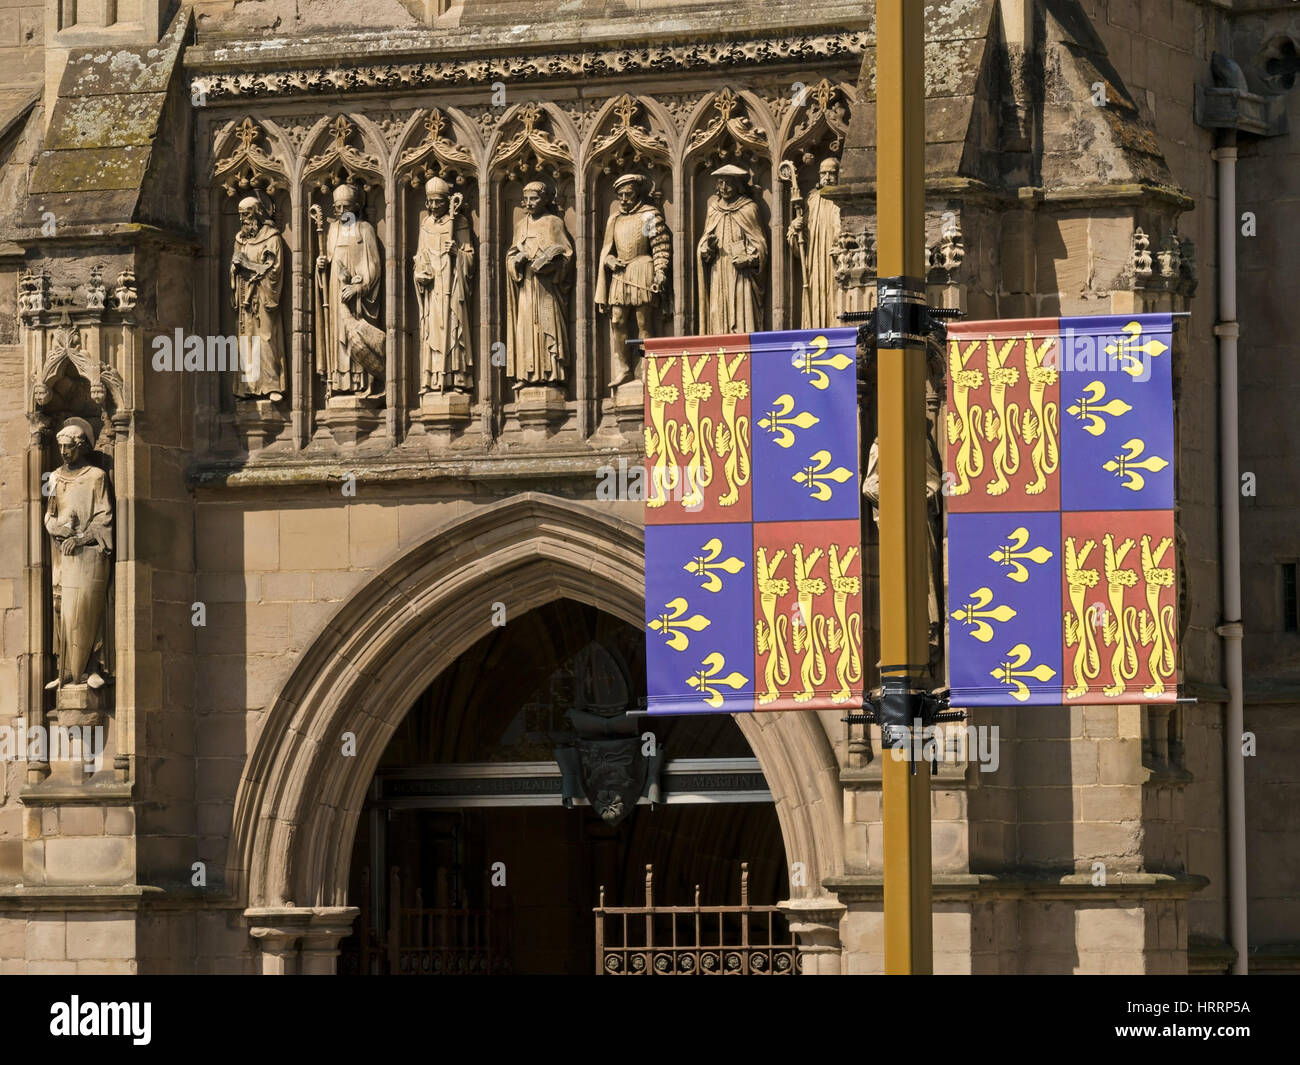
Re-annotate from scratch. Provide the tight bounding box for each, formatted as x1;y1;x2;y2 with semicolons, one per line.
344;599;788;974
231;495;845;974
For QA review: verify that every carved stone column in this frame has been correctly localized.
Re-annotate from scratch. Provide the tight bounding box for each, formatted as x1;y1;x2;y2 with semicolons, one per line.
246;907;310;975
300;907;360;975
249;927;303;975
246;905;358;975
778;895;846;975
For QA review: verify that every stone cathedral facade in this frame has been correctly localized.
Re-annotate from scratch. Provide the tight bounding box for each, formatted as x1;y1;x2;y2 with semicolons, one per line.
0;0;1295;974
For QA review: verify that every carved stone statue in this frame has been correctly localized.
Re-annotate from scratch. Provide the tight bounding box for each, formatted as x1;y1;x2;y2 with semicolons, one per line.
44;420;113;690
230;195;287;402
413;177;475;393
697;164;767;334
505;180;574;387
595;173;670;387
313;183;385;397
788;157;842;329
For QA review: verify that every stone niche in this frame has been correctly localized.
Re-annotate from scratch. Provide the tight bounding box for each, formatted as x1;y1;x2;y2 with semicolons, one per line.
491;103;579;446
196;56;864;460
23;309;135;795
686;89;774;336
211;117;293;454
303;116;389;449
397;108;483;449
585;94;675;442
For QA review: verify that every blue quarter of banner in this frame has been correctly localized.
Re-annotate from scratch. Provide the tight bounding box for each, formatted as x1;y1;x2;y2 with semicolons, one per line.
644;327;863;716
1058;313;1174;512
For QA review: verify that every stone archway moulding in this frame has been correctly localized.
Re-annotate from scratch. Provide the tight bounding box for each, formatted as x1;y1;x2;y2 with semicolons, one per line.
229;492;844;916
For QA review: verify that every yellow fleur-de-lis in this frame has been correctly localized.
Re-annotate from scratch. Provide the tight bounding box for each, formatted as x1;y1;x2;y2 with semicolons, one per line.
987;526;1054;583
1103;438;1170;492
951;587;1018;643
648;597;711;652
793;450;853;501
791;334;854;390
684;537;746;593
687;652;749;708
990;643;1057;703
1067;380;1133;437
1104;320;1168;378
758;393;819;448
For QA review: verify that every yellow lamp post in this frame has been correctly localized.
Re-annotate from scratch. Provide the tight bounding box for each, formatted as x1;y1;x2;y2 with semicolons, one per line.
874;0;933;975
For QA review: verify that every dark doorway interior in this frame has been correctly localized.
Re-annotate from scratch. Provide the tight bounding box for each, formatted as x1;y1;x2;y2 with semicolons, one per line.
340;600;788;975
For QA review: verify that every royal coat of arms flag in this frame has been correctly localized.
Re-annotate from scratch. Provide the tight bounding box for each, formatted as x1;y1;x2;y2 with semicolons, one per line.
944;313;1179;706
643;328;864;715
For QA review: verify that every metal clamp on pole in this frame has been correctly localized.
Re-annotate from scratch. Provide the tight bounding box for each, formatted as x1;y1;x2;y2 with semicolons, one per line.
875;275;929;347
840;300;965;361
843;684;965;731
877;668;922;752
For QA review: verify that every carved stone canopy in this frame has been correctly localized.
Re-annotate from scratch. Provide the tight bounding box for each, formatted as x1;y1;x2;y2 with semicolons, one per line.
492;103;574;184
688;89;768;170
784;78;853;163
305;115;383;194
590;94;671;173
214;118;288;199
399;108;477;188
31;317;126;437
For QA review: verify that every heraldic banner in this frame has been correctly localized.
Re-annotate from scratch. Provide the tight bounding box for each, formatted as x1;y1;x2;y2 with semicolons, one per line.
945;313;1178;706
643;328;864;715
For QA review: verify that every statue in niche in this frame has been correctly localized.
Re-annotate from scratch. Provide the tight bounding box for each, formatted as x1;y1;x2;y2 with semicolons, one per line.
413;177;475;393
312;182;385;397
787;156;843;329
44;419;113;691
505;180;574;387
595;172;670;388
230;195;287;402
697;164;767;334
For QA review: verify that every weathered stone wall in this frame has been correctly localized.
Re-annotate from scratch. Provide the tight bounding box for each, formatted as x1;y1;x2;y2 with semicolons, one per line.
187;487;640;885
0;0;41;918
1082;0;1300;966
0;0;42;89
1221;4;1300;964
0;0;1296;975
1060;0;1233;964
188;0;872;40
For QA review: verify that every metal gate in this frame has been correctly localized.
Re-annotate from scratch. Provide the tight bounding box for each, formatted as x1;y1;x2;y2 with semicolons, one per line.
345;861;797;974
594;863;801;975
346;867;511;975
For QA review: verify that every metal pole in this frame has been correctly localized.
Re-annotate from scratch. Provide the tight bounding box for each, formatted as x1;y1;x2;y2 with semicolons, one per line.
1213;132;1248;975
875;0;933;975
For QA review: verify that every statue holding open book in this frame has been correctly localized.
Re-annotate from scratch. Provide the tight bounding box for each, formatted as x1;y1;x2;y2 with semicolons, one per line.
505;180;574;388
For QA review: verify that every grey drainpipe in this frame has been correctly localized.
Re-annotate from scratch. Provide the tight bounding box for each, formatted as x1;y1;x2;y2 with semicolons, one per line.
1212;130;1247;976
1196;51;1286;975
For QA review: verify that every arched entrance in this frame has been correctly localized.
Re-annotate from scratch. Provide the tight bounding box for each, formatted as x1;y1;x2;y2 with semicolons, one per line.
345;599;788;974
232;494;845;973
